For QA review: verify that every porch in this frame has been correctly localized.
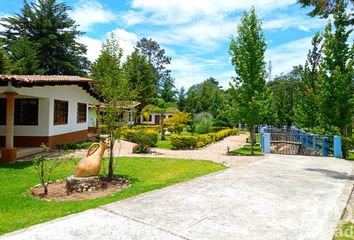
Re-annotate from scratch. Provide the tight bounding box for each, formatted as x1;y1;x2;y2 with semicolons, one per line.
0;147;42;161
0;75;100;163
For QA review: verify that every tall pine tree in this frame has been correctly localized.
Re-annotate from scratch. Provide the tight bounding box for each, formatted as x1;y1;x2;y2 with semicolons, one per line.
1;0;89;75
123;51;158;111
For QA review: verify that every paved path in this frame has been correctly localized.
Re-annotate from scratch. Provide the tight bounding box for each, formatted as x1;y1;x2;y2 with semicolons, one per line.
2;155;354;240
70;134;263;167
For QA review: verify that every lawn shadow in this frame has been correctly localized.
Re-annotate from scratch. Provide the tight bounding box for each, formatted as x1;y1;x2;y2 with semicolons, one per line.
0;161;33;169
114;174;140;184
305;168;354;180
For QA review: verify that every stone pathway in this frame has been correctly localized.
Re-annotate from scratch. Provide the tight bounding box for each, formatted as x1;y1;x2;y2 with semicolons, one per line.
2;155;354;240
70;134;263;167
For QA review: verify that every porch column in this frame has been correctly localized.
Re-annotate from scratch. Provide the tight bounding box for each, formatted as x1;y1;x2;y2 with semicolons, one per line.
1;92;17;163
95;105;100;134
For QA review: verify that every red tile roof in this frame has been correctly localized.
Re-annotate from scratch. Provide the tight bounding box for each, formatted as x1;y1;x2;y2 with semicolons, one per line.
0;75;92;83
0;75;99;100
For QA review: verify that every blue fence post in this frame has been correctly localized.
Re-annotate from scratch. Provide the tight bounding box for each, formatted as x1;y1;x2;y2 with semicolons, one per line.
322;137;329;157
264;133;270;154
300;131;305;145
305;133;310;148
260;128;264;150
313;134;318;152
334;135;342;158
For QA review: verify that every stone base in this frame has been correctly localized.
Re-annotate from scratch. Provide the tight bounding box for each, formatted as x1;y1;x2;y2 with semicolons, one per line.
0;148;17;163
65;175;106;195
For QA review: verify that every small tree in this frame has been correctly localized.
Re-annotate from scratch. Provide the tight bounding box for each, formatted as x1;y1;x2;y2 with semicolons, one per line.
195;112;214;134
317;2;353;139
294;33;322;130
141;99;178;140
165;112;190;134
229;7;271;155
33;144;61;195
91;33;132;181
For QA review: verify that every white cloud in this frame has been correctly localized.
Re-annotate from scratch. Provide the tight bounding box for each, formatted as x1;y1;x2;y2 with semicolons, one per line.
127;0;297;25
263;15;325;31
109;28;139;59
122;11;145;26
168;54;232;89
169;56;210;89
0;13;10;32
150;19;237;54
77;36;102;62
266;37;312;76
78;28;139;63
69;0;116;31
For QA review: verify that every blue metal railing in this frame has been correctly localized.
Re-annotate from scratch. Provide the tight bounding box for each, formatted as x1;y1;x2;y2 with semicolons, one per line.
260;126;336;157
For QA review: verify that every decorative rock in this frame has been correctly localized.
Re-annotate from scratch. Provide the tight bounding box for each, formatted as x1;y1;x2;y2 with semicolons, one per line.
66;175;102;195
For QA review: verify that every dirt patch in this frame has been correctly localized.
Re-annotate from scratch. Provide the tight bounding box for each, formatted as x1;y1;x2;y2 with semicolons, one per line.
30;177;129;201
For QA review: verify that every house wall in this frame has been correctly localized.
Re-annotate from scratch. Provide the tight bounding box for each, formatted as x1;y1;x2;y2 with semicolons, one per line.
140;113;173;125
0;85;99;148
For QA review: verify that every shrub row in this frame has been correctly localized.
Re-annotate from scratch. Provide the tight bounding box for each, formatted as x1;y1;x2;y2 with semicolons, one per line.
171;128;240;150
132;124;162;132
57;140;95;150
122;128;158;147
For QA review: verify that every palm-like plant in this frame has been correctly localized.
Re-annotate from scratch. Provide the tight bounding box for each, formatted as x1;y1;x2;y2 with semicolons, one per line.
141;99;178;140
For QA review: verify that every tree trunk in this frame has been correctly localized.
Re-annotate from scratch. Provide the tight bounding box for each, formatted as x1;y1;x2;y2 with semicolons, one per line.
108;134;114;181
161;114;165;140
44;185;48;195
250;127;254;155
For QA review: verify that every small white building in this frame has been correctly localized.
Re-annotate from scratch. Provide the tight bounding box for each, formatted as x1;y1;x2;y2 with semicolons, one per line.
140;113;174;125
0;75;100;162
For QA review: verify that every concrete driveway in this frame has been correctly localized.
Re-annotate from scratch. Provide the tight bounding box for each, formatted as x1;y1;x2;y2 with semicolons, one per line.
2;155;354;240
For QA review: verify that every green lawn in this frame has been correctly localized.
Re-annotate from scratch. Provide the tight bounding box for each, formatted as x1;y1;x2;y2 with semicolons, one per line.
246;134;261;144
229;144;264;156
156;134;171;149
156;139;172;149
0;157;225;235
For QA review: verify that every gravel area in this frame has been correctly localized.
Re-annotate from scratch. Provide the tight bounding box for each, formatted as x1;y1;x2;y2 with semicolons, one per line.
68;134;264;168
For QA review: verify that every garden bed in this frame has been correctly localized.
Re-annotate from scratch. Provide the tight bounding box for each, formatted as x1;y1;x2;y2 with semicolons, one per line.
30;177;129;201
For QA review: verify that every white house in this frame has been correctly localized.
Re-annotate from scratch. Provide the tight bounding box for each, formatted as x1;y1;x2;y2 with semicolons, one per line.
0;75;100;162
140;112;174;125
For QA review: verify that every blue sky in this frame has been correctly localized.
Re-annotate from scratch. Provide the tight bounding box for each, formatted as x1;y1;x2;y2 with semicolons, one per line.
0;0;330;89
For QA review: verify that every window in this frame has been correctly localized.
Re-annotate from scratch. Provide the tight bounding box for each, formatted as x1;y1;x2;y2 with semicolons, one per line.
15;99;39;125
0;98;6;125
77;103;87;123
54;100;68;125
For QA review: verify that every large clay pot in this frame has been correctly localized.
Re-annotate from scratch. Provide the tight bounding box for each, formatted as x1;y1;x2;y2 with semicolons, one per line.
74;142;108;177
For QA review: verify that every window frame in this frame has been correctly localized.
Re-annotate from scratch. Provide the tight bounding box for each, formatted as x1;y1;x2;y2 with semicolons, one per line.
14;98;39;126
54;99;69;126
77;102;87;123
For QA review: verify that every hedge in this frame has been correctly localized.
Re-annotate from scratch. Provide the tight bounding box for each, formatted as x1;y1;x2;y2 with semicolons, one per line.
122;129;158;147
171;128;240;150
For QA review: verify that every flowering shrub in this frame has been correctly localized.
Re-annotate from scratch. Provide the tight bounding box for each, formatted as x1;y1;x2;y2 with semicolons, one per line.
171;128;240;150
170;135;197;150
122;129;158;147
